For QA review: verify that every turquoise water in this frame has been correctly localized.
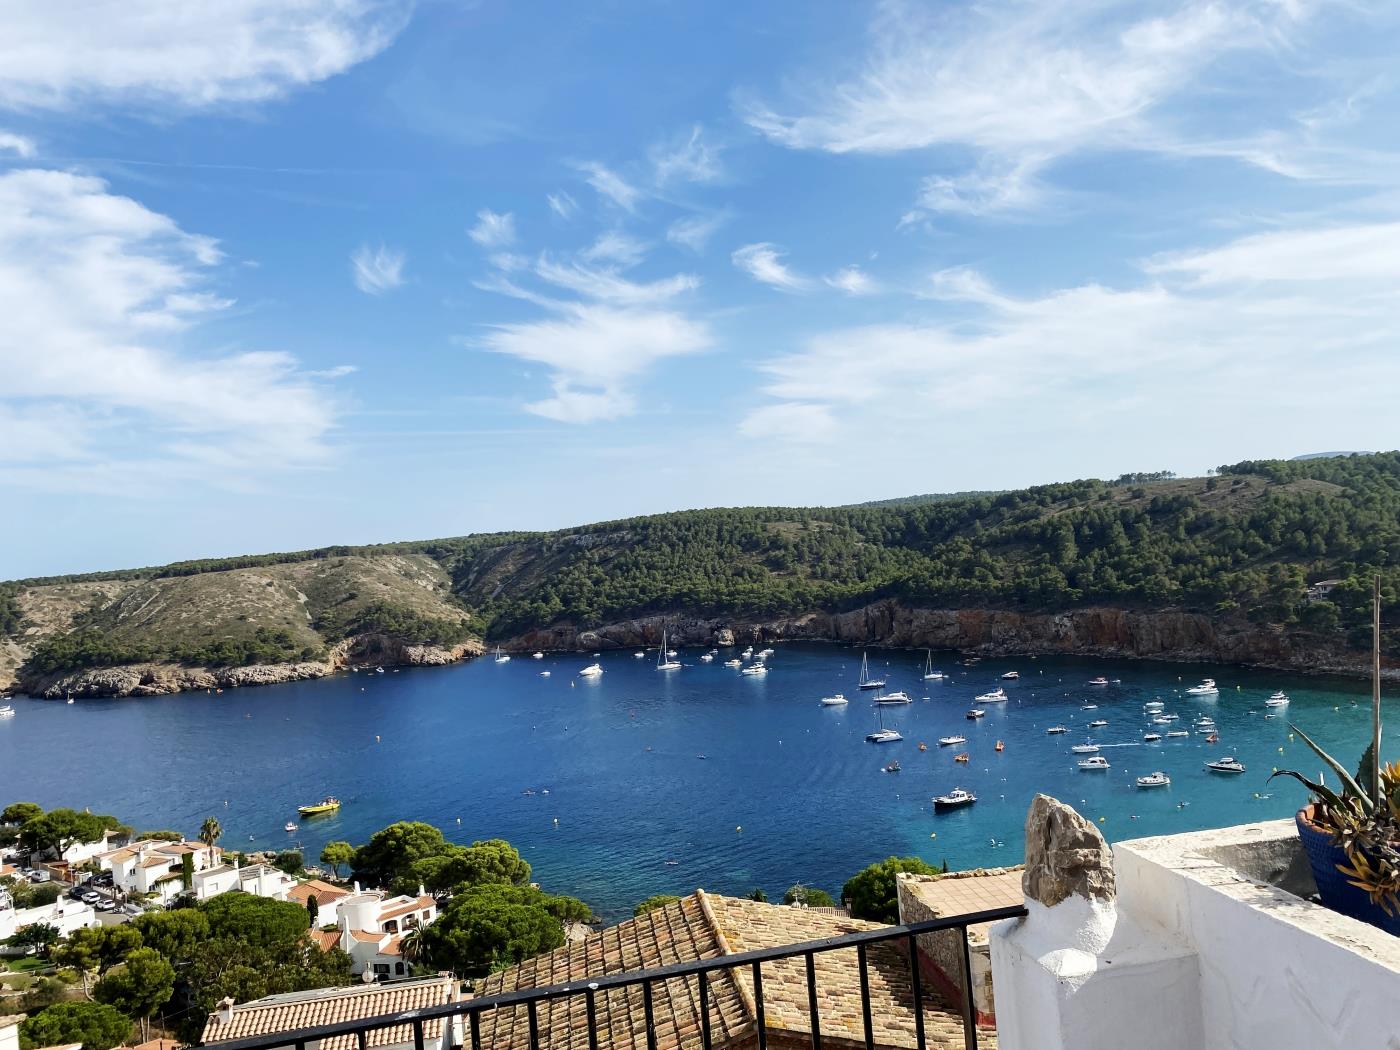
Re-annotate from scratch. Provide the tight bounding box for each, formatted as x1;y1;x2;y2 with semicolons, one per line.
1;645;1392;921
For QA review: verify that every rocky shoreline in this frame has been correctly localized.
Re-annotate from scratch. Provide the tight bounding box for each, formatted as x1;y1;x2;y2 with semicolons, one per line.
7;601;1392;699
12;633;485;699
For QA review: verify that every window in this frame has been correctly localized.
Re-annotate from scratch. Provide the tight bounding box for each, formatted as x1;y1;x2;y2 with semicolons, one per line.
395;963;405;976
384;919;398;934
373;964;390;976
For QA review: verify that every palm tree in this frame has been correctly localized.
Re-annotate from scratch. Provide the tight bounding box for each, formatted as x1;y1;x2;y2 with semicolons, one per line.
399;926;428;969
199;816;223;867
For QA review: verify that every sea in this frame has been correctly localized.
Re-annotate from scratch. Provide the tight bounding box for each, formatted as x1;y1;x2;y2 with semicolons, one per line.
2;644;1392;921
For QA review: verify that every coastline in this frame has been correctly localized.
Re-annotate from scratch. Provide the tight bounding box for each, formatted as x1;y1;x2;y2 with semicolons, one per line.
7;600;1392;699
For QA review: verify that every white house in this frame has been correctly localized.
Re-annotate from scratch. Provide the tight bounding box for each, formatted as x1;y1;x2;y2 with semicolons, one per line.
287;879;351;928
237;863;298;900
0;890;98;945
100;839;223;903
332;888;438;979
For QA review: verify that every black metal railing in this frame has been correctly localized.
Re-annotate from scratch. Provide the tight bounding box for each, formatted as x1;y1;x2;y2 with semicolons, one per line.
203;905;1027;1050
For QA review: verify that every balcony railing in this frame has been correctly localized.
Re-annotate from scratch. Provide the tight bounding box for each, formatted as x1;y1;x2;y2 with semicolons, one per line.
203;904;1028;1050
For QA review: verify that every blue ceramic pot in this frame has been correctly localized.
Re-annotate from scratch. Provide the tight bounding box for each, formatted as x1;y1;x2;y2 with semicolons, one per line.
1295;806;1400;937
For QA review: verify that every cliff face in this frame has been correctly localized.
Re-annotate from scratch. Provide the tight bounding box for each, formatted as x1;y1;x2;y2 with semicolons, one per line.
506;601;1391;680
15;633;485;699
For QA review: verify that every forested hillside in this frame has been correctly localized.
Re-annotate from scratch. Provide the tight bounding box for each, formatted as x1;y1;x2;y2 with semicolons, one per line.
5;453;1400;684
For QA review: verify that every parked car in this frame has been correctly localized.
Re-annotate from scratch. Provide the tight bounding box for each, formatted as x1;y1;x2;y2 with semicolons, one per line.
68;887;86;900
95;899;116;912
121;903;144;916
82;892;101;904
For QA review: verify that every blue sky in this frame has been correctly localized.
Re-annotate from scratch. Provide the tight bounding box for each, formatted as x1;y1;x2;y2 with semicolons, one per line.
4;0;1400;578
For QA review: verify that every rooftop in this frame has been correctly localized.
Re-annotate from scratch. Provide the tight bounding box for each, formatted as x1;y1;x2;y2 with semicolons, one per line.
901;867;1024;945
201;975;458;1050
476;889;991;1050
288;879;351;906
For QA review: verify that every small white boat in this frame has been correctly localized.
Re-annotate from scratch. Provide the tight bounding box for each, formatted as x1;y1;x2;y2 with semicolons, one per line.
866;728;903;743
0;705;13;718
532;652;544;660
1001;671;1019;680
965;708;986;719
933;788;977;811
820;694;848;706
760;648;775;657
375;666;385;674
284;821;298;833
1264;691;1289;707
1088;676;1109;686
1144;732;1162;742
1078;756;1110;770
578;663;604;677
1206;756;1246;774
1136;772;1171;789
874;690;912;705
1186;678;1219;695
922;650;944;681
858;652;886;691
724;659;743;668
539;671;551;677
656;630;682;671
634;651;645;658
1070;743;1100;754
740;664;769;676
700;654;714;663
1143;701;1164;712
494;648;510;663
938;735;967;746
1081;703;1098;710
1166;730;1190;738
1088;719;1108;728
1046;725;1068;735
975;687;1007;702
742;647;754;658
1193;716;1216;726
1152;716;1175;725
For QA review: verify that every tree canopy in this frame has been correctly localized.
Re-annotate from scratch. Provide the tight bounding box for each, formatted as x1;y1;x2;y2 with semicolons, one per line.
633;894;680;917
842;857;939;923
19;1001;132;1050
417;884;568;977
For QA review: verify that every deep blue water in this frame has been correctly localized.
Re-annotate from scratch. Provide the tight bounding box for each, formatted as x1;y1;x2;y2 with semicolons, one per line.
2;645;1394;921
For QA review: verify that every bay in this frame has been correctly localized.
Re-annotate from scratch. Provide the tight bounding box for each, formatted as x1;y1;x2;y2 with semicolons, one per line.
1;644;1391;921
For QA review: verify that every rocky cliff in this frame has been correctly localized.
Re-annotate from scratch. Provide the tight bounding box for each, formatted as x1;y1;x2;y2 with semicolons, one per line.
505;601;1393;680
14;633;485;699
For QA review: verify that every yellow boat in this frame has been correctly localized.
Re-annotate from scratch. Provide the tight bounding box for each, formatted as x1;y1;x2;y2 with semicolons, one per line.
298;796;341;817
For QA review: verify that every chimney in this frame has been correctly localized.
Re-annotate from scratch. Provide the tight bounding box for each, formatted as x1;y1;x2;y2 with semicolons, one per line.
418;884;426;898
353;881;361;893
217;997;235;1024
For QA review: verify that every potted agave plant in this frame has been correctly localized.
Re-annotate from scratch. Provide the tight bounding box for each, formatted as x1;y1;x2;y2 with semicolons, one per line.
1271;578;1400;935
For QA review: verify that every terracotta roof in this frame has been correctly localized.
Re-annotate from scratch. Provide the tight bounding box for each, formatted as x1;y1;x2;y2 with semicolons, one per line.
380;935;403;957
476;891;993;1050
141;856;177;869
311;929;343;953
379;895;434;921
900;868;1024;946
202;975;458;1050
131;1038;182;1050
348;928;384;944
289;880;350;906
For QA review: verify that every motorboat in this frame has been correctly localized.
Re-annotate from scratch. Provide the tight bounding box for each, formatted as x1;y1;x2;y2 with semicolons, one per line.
284;821;298;833
995;740;1005;752
922;651;944;681
740;664;769;676
874;690;913;705
298;797;340;817
918;742;928;751
1206;733;1219;743
975;687;1007;702
657;631;682;671
1193;716;1216;726
1071;743;1100;754
866;729;903;743
965;708;986;719
1143;701;1165;712
938;735;967;746
634;651;645;658
1046;725;1068;735
539;671;551;677
1136;772;1171;789
1081;703;1098;710
884;760;901;773
1078;756;1110;770
1152;716;1175;725
1001;671;1019;680
1144;732;1162;742
578;663;604;677
954;752;970;763
700;654;714;663
725;659;742;668
933;788;977;812
1157;712;1179;720
858;652;886;691
1088;719;1108;728
1206;757;1247;774
1166;730;1190;738
742;647;754;658
1088;676;1110;686
820;694;848;706
0;705;13;718
1186;679;1220;695
1264;691;1289;707
494;647;510;663
760;648;775;658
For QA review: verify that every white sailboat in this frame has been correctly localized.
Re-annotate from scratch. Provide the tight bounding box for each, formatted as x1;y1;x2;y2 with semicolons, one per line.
865;706;902;743
494;647;510;663
657;630;682;671
922;650;943;681
858;651;886;691
578;663;603;678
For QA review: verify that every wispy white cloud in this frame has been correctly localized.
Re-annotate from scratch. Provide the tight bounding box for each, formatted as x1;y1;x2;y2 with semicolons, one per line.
0;0;410;111
576;161;642;212
744;0;1340;216
532;258;698;305
824;266;877;295
580;230;647;268
651;125;723;185
0;167;340;486
469;209;517;248
738;402;837;443
666;212;728;253
546;191;577;219
350;243;405;295
732;243;811;291
0;130;35;157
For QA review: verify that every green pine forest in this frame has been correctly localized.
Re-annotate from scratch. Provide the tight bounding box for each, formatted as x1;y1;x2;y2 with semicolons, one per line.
6;453;1400;677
